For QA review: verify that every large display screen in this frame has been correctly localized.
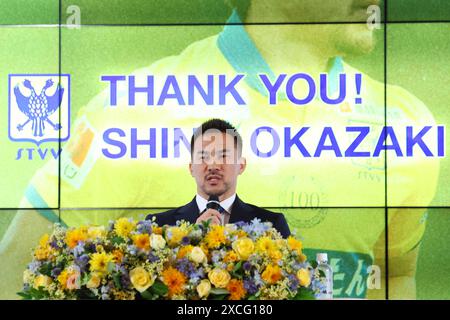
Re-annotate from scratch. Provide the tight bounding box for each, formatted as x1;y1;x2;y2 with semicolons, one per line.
0;0;449;300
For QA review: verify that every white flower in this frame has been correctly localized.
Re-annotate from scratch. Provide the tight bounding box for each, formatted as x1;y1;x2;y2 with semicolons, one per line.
189;246;207;264
150;234;166;250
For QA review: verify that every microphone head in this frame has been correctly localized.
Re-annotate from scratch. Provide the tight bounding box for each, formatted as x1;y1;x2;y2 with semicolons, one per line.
208;195;219;202
206;195;221;211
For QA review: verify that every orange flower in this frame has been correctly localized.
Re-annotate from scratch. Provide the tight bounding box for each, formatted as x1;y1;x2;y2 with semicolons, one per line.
261;264;282;285
162;267;186;297
65;228;88;249
152;226;163;235
287;236;303;255
223;251;238;263
112;249;124;263
299;253;307;263
236;230;248;238
177;245;193;259
226;279;246;300
133;234;150;251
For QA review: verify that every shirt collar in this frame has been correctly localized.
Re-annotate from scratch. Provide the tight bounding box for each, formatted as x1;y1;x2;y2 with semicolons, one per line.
217;9;344;97
196;193;236;213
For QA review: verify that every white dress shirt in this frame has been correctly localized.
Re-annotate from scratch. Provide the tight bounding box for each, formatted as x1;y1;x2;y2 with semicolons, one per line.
196;193;236;225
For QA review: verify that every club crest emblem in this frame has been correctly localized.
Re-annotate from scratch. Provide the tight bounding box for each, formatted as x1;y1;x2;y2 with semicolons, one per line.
9;74;70;145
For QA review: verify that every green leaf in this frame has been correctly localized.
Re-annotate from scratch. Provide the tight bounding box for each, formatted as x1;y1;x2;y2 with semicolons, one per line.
77;289;97;300
211;294;228;300
112;273;122;290
81;273;90;286
293;287;316;300
201;220;211;230
210;288;229;295
248;295;258;300
310;260;318;269
150;280;168;296
233;261;242;273
140;290;155;300
17;292;32;300
39;263;53;277
111;236;125;245
107;261;116;273
27;287;47;300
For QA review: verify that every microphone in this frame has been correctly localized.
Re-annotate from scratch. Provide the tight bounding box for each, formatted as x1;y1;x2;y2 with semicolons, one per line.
206;195;225;213
201;195;226;214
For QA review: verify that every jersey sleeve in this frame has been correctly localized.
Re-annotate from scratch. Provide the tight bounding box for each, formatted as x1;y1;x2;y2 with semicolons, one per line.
387;208;428;258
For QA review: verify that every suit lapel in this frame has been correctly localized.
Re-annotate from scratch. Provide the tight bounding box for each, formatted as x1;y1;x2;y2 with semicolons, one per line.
229;195;257;224
174;197;199;224
174;195;256;225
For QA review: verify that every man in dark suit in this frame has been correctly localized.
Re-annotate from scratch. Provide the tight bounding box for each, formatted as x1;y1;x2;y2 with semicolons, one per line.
147;118;291;238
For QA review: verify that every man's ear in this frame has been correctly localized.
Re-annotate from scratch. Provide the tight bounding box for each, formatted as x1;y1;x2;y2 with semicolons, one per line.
189;162;193;176
238;157;247;175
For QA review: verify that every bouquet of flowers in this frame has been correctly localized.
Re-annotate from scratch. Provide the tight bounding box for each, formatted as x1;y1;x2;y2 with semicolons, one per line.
20;217;323;300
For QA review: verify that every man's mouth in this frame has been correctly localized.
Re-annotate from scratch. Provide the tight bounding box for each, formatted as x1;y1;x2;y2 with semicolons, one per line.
206;175;222;184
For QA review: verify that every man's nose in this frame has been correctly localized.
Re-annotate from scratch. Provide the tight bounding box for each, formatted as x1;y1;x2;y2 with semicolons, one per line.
206;157;223;170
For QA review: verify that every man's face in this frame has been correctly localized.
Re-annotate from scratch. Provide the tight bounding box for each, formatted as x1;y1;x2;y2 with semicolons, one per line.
190;131;246;200
266;0;380;56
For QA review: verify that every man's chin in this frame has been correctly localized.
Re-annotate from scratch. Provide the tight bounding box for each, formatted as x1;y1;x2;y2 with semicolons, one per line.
204;187;227;198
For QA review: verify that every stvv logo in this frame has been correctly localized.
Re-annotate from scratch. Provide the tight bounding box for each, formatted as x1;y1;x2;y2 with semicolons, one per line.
9;74;70;160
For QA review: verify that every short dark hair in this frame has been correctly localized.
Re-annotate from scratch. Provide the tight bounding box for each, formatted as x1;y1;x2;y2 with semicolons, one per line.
225;0;251;21
190;118;243;157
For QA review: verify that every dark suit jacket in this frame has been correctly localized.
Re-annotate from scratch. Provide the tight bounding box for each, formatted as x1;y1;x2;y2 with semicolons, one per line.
146;195;291;238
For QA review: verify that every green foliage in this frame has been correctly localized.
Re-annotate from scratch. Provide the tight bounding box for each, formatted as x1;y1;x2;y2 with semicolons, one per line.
149;280;169;296
111;236;125;245
293;287;316;300
17;287;48;300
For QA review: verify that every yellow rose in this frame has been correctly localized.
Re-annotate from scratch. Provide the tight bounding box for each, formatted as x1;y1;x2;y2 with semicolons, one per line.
196;279;211;298
208;268;231;288
269;249;283;262
86;273;102;289
150;234;166;250
189;246;207;264
261;264;282;284
87;226;106;240
130;267;155;292
297;268;311;287
33;275;52;289
166;227;188;247
232;238;254;260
